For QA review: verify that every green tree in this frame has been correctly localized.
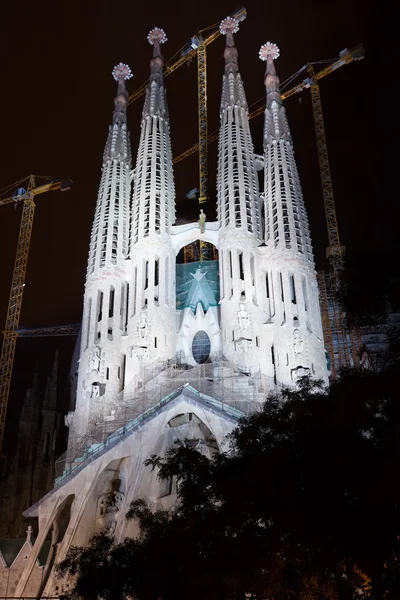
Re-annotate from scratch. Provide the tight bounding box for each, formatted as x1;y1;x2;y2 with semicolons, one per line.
57;367;400;599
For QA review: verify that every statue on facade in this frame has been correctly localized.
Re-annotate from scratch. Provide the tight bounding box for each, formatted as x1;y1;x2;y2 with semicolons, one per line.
237;302;250;330
96;487;124;537
293;329;304;355
89;347;101;372
138;312;148;339
91;383;100;399
198;208;206;234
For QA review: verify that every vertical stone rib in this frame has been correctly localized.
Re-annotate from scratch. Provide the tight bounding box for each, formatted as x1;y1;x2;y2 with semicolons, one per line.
217;17;261;241
260;43;312;261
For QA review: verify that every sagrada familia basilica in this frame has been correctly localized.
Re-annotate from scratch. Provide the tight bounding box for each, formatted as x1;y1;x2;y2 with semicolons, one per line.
0;16;328;597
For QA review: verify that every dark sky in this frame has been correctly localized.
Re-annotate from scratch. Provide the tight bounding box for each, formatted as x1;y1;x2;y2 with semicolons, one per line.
0;0;394;446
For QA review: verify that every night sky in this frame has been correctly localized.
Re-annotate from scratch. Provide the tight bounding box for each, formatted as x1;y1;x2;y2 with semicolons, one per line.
0;0;393;448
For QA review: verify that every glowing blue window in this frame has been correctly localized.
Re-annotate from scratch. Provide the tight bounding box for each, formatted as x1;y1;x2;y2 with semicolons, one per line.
192;330;211;364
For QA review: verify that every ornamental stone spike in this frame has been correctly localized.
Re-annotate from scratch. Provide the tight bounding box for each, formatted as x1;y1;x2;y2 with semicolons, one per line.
148;27;167;79
220;16;239;74
111;62;132;126
259;42;281;108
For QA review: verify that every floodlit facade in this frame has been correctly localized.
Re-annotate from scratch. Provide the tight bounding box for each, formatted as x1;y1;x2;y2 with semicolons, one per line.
5;20;328;597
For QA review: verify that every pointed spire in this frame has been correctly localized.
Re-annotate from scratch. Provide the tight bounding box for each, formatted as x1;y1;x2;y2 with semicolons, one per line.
259;42;281;108
217;16;261;239
103;62;133;163
144;27;168;117
148;27;167;81
132;26;175;241
111;62;133;126
260;42;291;143
261;42;313;259
220;16;239;74
219;16;247;111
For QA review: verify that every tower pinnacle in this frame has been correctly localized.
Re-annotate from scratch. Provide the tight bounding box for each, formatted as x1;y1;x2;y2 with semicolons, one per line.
259;42;281;108
142;28;168;118
148;27;167;79
111;62;132;126
220;16;239;74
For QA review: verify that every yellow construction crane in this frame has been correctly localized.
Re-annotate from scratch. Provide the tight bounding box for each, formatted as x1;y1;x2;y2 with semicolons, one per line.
0;175;72;453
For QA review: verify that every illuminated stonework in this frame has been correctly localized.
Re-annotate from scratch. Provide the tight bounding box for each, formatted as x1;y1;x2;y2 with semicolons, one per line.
9;25;328;599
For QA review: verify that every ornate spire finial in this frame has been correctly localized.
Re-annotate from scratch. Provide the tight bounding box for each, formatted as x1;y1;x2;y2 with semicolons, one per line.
260;42;281;106
147;27;167;46
147;27;167;81
259;42;280;62
220;16;239;35
111;63;132;125
220;16;239;73
112;62;133;82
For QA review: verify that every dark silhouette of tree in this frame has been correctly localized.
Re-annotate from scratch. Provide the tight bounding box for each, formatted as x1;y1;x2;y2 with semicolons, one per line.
57;367;400;600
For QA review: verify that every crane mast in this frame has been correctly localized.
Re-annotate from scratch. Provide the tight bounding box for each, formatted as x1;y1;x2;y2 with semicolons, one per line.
0;175;72;453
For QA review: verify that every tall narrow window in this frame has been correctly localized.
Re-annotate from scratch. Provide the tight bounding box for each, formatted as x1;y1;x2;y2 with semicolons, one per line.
280;273;284;302
86;298;92;349
109;286;115;318
265;272;270;298
97;291;104;322
154;258;159;286
132;267;137;316
239;252;244;281
120;283;126;330
120;354;126;391
154;337;157;348
250;254;255;286
144;260;149;290
229;250;233;278
271;345;277;385
124;283;129;332
302;277;308;312
165;256;169;305
289;275;297;304
220;251;224;299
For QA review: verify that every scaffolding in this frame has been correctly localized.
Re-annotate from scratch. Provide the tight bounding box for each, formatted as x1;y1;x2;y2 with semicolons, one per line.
56;360;282;483
317;270;356;376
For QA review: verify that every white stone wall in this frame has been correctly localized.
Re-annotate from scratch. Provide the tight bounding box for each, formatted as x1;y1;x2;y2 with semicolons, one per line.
15;395;237;598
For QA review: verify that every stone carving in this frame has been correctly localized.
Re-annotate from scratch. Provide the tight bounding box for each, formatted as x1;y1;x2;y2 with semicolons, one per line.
235;337;252;354
198;208;206;233
237;302;250;330
138;312;148;340
293;329;304;355
291;366;310;384
97;489;124;537
134;346;149;360
26;525;33;543
64;411;74;428
91;383;100;399
88;347;101;372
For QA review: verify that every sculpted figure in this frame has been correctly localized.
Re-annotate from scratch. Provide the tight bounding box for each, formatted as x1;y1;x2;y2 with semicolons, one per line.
293;329;304;355
89;347;101;372
198;208;206;233
138;312;148;339
237;302;250;330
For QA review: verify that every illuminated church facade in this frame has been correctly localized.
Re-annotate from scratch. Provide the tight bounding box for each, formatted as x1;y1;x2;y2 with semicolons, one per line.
4;18;327;597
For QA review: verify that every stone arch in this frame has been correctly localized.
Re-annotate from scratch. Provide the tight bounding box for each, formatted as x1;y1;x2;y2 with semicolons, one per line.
37;494;74;598
155;410;220;505
172;223;219;256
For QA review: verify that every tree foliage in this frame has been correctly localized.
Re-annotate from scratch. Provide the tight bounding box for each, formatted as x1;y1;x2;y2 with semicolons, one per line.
57;365;400;599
